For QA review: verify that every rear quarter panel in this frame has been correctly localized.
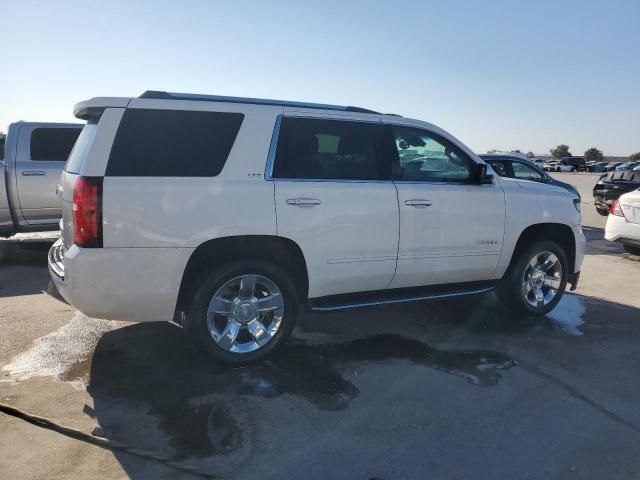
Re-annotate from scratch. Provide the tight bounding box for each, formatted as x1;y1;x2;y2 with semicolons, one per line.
102;101;281;248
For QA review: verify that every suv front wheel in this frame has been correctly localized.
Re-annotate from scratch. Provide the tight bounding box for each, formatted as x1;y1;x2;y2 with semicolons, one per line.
183;260;298;365
497;240;568;316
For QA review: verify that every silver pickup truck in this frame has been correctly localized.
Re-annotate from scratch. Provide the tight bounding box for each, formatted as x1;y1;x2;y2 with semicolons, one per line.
1;121;81;237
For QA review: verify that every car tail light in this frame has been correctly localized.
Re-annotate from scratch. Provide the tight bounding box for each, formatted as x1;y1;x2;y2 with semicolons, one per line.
73;177;103;247
609;199;625;217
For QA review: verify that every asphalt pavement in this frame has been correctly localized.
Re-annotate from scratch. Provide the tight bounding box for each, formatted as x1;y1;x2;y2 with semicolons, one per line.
0;173;638;480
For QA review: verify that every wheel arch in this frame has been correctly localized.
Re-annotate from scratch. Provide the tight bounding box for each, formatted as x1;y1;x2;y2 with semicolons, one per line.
174;235;309;320
506;223;576;276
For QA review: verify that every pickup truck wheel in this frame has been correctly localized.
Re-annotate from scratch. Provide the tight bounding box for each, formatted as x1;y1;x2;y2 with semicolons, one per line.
497;240;568;316
596;206;609;216
183;260;298;365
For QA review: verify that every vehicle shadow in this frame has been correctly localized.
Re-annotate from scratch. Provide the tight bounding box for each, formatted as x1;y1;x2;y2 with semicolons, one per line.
582;226;624;256
0;238;56;297
84;292;640;478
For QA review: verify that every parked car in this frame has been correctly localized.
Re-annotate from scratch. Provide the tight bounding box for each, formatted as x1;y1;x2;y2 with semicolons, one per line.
586;161;608;172
605;189;640;254
1;121;82;237
544;161;559;171
555;160;577;172
605;162;622;171
560;156;586;171
593;169;640;216
479;154;580;198
615;161;640;171
49;91;585;364
531;159;546;169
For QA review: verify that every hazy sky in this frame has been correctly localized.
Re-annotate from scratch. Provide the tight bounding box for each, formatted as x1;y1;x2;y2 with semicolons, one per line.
1;0;638;155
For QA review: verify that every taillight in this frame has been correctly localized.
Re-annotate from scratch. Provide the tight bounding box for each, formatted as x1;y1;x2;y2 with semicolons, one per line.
72;177;103;247
610;199;625;217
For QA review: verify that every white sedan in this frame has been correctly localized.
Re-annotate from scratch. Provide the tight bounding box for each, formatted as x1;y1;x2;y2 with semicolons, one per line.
605;189;640;254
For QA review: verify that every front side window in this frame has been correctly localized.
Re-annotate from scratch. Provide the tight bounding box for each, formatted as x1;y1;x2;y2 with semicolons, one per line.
392;126;472;182
107;109;244;177
30;127;81;161
485;160;508;177
272;117;388;181
512;161;544;182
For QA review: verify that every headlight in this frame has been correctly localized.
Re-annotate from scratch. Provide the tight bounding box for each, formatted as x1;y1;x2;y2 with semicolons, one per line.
573;198;581;212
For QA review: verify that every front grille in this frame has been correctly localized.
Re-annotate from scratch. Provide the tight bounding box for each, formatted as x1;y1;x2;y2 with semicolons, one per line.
48;239;65;279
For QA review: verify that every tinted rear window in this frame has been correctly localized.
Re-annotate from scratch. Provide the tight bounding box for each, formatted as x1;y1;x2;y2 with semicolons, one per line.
106;109;244;177
0;136;5;160
30;127;81;161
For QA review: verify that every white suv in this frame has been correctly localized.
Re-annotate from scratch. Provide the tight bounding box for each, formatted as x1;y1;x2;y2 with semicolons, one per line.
49;91;586;364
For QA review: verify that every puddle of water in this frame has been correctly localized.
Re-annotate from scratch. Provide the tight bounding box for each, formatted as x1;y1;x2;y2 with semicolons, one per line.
83;325;517;459
1;312;121;388
547;294;586;336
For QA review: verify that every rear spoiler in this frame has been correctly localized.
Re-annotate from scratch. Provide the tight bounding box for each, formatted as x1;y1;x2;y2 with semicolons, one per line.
73;97;131;120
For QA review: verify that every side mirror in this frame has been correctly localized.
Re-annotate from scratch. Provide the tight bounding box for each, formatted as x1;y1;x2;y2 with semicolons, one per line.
472;163;494;184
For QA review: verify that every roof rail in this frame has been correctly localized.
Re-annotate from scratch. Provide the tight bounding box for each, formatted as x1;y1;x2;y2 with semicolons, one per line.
139;91;379;114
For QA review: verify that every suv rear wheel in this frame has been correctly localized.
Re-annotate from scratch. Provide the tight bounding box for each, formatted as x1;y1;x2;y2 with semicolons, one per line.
497;240;568;316
183;260;298;365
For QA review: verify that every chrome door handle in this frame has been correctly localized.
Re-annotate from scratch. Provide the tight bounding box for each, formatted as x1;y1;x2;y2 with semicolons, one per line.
404;199;432;208
22;170;46;176
286;198;321;207
55;184;64;196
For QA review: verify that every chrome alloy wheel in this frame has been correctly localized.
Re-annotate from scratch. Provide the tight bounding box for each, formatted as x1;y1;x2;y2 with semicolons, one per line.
522;251;563;308
207;274;285;353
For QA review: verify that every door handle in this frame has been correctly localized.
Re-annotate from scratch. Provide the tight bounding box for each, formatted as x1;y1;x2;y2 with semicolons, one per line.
404;199;432;208
22;170;46;176
286;198;321;207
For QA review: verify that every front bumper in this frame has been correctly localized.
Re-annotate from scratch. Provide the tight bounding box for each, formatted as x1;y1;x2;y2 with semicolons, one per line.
48;238;193;323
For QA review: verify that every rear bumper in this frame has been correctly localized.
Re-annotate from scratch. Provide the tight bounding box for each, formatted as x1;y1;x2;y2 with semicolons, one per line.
605;214;640;246
48;238;193;323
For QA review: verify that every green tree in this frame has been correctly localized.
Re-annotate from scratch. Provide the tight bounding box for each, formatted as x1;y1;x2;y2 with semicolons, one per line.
550;144;571;159
527;151;535;158
630;152;640;161
584;148;603;162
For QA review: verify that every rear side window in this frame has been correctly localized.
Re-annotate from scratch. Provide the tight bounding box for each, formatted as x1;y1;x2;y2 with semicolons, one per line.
65;118;99;174
106;109;244;177
30;127;81;161
272;117;388;181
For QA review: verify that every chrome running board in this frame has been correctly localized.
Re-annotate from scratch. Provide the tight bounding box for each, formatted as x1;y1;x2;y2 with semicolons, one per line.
309;285;495;312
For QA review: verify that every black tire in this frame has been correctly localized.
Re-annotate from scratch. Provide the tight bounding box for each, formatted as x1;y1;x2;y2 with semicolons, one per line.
496;240;569;317
623;245;640;255
183;259;298;365
596;206;610;216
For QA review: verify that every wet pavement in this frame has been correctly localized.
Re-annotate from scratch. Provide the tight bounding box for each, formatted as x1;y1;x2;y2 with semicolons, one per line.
1;178;640;480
